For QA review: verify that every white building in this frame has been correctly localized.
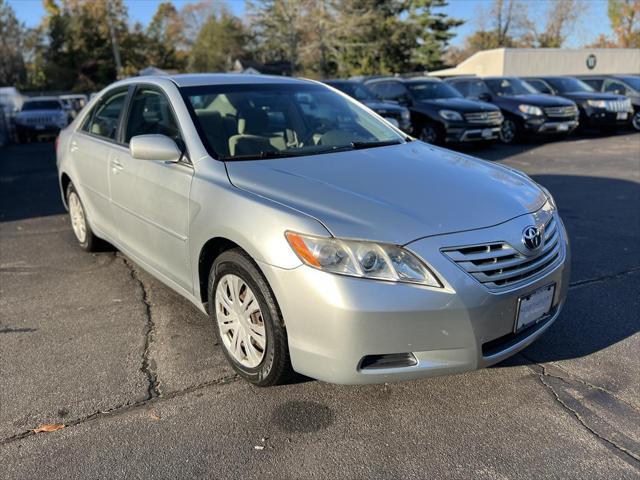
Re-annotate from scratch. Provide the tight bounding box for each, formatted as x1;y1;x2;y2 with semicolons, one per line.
430;48;640;77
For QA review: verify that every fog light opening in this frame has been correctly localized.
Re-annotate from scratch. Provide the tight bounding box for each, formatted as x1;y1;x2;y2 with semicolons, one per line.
359;353;418;370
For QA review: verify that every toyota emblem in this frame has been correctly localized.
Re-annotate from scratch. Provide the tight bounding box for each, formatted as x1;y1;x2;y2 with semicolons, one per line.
522;226;542;250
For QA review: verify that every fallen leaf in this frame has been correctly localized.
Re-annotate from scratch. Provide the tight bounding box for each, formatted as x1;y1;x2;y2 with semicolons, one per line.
32;423;65;433
149;411;161;420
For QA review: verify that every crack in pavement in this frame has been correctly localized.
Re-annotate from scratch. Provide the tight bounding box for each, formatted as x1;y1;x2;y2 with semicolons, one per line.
568;267;640;290
119;254;161;401
0;374;240;447
526;362;640;469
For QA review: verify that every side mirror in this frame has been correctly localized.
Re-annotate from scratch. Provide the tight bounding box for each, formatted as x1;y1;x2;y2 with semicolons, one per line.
479;93;492;102
130;134;182;162
613;88;625;95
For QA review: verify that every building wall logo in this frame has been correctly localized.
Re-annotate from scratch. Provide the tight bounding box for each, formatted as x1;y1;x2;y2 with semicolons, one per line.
586;54;597;70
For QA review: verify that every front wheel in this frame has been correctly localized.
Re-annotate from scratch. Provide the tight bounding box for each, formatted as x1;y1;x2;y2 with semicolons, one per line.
632;110;640;131
499;118;520;144
418;123;443;144
208;249;293;386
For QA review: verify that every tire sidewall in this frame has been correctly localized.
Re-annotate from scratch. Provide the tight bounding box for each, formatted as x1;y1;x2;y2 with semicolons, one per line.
208;253;279;385
500;117;519;144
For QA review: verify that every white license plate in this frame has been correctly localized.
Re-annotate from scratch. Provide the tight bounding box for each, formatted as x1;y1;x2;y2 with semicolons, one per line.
35;125;45;130
557;123;569;132
384;117;399;127
515;284;555;332
617;112;628;120
481;128;494;138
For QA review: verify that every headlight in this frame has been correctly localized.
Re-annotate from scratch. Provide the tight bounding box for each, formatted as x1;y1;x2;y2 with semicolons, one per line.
537;184;557;210
586;99;606;108
518;104;543;116
438;109;463;121
285;231;442;287
401;108;411;120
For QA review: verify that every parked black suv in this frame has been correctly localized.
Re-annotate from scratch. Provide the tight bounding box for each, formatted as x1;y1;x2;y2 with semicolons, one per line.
524;76;633;131
324;80;412;132
577;75;640;131
446;76;579;143
362;77;503;144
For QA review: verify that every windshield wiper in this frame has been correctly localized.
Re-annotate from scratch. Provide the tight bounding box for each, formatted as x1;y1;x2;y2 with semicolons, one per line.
220;150;310;161
349;139;403;150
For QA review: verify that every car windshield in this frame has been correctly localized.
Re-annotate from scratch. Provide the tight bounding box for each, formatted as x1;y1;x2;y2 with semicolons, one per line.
22;100;62;111
485;78;537;96
181;83;405;160
328;82;378;101
619;76;640;91
407;81;462;100
545;77;594;93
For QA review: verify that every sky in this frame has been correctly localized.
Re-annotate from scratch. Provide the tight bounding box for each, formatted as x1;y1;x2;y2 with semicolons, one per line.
7;0;612;48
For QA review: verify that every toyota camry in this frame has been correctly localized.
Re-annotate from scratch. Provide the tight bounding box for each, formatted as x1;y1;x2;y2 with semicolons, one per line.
56;74;570;386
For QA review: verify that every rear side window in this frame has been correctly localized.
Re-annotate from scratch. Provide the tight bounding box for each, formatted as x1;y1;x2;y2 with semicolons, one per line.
124;88;181;144
82;89;128;140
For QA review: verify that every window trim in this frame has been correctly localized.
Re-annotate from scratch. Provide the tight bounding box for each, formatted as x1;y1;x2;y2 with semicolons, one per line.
77;86;131;146
122;83;192;166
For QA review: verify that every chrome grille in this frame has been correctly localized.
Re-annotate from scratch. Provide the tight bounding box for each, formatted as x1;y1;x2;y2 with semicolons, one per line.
606;99;630;112
25;115;56;125
442;217;562;289
463;111;503;124
543;105;578;118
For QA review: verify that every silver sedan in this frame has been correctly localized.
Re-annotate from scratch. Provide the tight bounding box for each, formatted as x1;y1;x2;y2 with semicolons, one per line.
56;74;570;386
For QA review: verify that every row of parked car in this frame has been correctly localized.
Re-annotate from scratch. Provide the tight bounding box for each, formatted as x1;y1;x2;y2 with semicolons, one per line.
7;93;88;143
324;74;640;145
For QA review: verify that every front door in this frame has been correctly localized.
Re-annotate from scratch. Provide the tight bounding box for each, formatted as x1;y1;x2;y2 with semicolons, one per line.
109;86;194;291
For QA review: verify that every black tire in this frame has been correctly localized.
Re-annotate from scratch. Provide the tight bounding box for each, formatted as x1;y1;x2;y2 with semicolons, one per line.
632;110;640;131
499;117;521;144
208;248;293;386
418;123;443;145
65;182;103;252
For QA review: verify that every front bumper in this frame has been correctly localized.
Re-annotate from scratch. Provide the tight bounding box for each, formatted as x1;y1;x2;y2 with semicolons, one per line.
581;108;632;127
442;119;502;143
524;117;579;134
260;211;571;384
15;124;61;136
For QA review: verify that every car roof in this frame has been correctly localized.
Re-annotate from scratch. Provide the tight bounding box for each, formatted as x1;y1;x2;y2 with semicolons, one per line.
366;76;441;84
167;73;316;88
25;96;61;102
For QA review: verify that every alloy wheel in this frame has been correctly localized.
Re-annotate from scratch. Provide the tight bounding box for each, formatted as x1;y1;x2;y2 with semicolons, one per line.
68;191;87;243
215;274;266;368
500;119;516;143
632;111;640;131
420;125;438;144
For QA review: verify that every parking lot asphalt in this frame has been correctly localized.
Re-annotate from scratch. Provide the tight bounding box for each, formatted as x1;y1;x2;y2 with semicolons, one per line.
1;133;639;479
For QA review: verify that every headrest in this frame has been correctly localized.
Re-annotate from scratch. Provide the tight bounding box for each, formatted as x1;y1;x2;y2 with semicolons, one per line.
238;108;269;135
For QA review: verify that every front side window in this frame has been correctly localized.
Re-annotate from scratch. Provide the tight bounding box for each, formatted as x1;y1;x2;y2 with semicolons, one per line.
125;88;182;144
182;83;404;160
618;76;640;92
83;89;128;140
526;79;553;94
406;81;462;100
603;80;627;94
485;78;537;96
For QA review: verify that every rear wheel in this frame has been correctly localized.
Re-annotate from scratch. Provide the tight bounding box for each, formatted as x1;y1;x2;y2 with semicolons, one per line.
208;249;293;386
499;117;520;144
66;182;102;251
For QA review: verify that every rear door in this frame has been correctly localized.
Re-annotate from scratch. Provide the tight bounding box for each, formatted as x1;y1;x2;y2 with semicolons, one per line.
71;87;129;237
109;85;194;291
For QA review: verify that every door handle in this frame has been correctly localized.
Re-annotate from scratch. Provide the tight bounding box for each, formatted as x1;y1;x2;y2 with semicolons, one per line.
110;159;124;174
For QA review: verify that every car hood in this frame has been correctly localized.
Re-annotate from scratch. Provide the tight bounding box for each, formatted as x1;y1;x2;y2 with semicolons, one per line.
225;142;546;245
560;92;627;102
415;97;499;112
498;94;575;107
16;110;64;118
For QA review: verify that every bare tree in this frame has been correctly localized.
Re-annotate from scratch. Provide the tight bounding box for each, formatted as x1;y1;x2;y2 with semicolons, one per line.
524;0;587;47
